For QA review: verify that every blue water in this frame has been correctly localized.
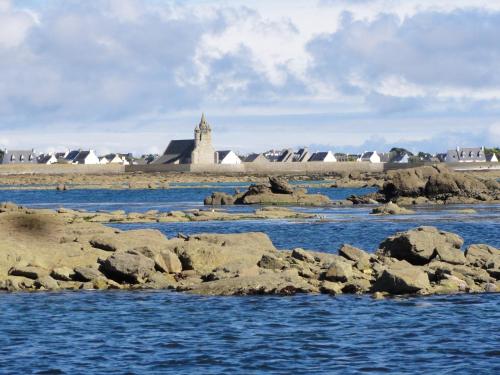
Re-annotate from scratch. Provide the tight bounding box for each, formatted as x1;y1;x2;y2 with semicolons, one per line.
0;292;498;374
1;185;499;374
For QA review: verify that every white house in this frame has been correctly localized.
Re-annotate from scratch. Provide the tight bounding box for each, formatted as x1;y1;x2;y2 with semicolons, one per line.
72;150;100;165
445;147;486;163
99;153;128;165
308;151;337;162
358;151;381;163
393;153;410;163
38;153;58;164
216;150;241;164
486;153;498;162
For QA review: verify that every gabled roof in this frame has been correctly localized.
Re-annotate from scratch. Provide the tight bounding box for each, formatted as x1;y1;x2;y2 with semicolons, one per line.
73;151;90;164
446;147;486;162
65;150;81;161
153;139;195;164
308;151;331;161
38;154;57;164
244;153;269;163
1;150;37;164
216;150;231;160
277;149;294;162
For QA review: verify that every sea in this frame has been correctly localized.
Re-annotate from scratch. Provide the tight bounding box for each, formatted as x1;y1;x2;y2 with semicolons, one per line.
0;184;498;374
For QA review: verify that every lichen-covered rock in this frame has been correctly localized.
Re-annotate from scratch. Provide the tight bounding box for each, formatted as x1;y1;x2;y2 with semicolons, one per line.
204;192;235;205
373;263;431;294
324;261;353;283
338;244;372;270
100;250;156;284
9;266;49;280
371;202;415;215
465;244;499;267
378;226;464;265
73;266;103;282
51;266;76;281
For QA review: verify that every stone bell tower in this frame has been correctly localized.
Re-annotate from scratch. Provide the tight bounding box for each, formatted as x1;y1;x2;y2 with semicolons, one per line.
191;113;215;164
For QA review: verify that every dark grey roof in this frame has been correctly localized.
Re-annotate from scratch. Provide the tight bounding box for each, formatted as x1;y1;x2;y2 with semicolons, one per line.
216;150;231;161
244;153;269;163
0;150;37;164
277;149;294;162
379;152;391;162
73;151;90;164
65;150;80;161
153;139;194;164
361;152;374;159
446;147;486;162
308;152;329;161
38;154;56;164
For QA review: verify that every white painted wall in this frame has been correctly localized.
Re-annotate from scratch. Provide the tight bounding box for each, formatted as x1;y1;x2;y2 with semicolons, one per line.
218;151;242;164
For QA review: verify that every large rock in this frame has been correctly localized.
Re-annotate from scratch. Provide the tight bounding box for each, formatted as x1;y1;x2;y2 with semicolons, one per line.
204;192;235;205
338;244;371;264
373;262;431;294
73;266;103;282
371;202;415;215
269;176;294;194
324;261;353;282
378;226;464;265
465;244;499;267
9;266;49;280
157;250;183;273
180;270;318;296
174;232;277;275
100;250;156;284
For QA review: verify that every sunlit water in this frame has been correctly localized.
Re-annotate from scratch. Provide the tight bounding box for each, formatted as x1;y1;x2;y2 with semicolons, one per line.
0;185;499;374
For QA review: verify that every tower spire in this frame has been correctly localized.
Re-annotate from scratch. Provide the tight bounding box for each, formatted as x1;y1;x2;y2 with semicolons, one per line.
199;113;210;130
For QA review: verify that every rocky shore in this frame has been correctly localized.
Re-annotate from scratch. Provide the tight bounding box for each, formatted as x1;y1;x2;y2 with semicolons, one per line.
204;176;334;206
54;205;317;224
1;202;498;296
350;165;500;205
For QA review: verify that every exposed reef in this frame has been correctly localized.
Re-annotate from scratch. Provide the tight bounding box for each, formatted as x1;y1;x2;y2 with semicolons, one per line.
205;176;334;206
349;165;500;205
1;203;498;296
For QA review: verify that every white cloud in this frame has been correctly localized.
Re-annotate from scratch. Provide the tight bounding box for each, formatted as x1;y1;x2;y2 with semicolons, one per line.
0;0;499;154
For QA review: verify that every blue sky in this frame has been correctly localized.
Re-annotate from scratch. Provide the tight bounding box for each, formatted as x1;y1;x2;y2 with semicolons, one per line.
0;0;499;155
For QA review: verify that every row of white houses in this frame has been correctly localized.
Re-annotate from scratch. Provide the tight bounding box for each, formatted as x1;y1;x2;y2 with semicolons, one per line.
0;149;132;165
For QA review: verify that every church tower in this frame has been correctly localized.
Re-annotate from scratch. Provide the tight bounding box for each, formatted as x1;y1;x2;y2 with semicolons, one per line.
191;113;215;164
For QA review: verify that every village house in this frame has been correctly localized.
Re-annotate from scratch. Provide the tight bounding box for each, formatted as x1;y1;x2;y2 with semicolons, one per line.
445;147;486;163
357;151;381;163
243;153;270;163
99;153;129;165
486;153;498;162
154;114;215;165
392;153;410;163
293;148;311;162
216;150;241;164
38;153;58;164
0;149;37;164
68;150;99;164
308;151;337;162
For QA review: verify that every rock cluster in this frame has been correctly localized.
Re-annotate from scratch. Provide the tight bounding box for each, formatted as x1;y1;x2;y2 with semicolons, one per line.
0;203;498;296
370;202;415;215
205;177;332;206
352;165;500;205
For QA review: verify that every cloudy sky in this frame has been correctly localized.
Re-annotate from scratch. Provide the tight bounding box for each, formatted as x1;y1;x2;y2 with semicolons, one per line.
1;0;499;155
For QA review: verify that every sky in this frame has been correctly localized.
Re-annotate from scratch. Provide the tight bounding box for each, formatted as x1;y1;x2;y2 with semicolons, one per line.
0;0;499;155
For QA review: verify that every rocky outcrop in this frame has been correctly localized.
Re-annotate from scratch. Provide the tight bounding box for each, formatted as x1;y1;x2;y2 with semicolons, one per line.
0;204;498;296
204;177;332;206
377;226;464;265
371;202;415;215
350;165;500;205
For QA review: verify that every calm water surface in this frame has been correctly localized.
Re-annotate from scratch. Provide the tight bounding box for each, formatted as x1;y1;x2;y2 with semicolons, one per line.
0;185;499;374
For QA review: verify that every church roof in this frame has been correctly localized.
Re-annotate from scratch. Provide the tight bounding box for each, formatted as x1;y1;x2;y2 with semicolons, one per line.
153;139;195;164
